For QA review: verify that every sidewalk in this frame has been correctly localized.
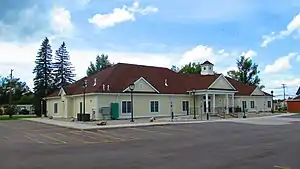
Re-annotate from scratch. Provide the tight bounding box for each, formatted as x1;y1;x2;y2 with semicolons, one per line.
23;113;296;130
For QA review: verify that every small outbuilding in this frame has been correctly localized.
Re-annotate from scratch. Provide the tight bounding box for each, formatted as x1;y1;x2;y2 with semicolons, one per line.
287;87;300;113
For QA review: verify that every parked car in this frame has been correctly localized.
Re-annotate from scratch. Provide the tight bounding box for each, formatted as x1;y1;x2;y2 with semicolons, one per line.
19;109;30;115
277;106;287;111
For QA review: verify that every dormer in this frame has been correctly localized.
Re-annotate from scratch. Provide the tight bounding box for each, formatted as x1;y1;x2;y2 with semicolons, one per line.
200;61;214;75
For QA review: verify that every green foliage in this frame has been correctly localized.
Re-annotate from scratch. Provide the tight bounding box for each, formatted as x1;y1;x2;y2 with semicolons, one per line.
170;65;180;72
86;54;112;76
33;37;54;116
227;56;262;87
4;105;17;118
0;108;3;116
52;41;76;88
17;94;34;105
178;62;202;74
0;76;32;105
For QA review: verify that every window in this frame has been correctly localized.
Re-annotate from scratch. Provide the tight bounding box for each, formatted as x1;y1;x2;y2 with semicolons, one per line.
79;102;83;114
242;101;247;109
267;101;271;108
202;96;211;100
54;103;58;113
122;101;132;114
250;101;255;108
182;101;189;111
203;67;206;70
150;101;159;113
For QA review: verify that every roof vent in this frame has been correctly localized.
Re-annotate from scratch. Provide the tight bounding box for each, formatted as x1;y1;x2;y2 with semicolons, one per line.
93;78;97;86
102;84;105;91
84;80;88;87
164;79;168;87
107;85;110;91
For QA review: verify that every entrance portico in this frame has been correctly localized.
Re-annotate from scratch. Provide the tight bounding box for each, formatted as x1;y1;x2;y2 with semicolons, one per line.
189;89;237;115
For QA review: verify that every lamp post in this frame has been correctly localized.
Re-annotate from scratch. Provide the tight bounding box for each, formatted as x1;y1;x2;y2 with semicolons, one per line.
129;83;135;122
82;79;87;121
271;90;274;113
192;89;196;119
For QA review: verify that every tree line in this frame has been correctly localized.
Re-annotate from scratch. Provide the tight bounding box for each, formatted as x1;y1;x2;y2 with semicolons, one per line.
171;56;264;89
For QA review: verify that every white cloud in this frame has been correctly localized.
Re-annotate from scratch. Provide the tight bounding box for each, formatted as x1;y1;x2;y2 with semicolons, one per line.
179;45;231;65
264;52;297;73
261;13;300;47
241;49;257;59
50;7;73;33
297;55;300;61
88;1;158;29
0;41;176;89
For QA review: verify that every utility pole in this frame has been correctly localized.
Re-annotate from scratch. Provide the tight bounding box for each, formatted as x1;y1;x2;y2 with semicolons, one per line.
282;84;286;101
9;69;13;105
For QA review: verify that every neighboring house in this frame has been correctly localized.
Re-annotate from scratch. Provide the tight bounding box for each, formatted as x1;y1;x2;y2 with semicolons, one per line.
287;86;300;113
45;61;273;120
15;104;34;114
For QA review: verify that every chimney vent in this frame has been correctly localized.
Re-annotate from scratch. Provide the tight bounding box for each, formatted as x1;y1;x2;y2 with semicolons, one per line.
164;79;168;87
107;85;110;91
102;84;105;91
93;78;97;86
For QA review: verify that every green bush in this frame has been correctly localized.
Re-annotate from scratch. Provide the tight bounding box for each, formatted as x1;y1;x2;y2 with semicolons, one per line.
0;108;3;116
4;105;17;118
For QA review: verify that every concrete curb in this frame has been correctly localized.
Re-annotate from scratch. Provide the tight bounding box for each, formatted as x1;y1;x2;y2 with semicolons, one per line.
22;113;296;130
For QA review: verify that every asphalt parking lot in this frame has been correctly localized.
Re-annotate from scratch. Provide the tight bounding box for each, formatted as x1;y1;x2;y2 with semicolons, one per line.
0;119;300;169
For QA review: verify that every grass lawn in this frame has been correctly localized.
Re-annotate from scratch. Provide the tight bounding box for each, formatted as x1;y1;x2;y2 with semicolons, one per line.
0;115;39;121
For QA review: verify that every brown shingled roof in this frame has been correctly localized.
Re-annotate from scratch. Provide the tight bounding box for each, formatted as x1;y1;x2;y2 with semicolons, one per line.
46;63;271;97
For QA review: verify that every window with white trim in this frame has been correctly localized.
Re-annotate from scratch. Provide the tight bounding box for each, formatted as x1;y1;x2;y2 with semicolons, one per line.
182;101;189;111
242;101;247;109
54;103;58;113
121;101;132;114
150;101;159;113
267;101;271;108
250;101;255;108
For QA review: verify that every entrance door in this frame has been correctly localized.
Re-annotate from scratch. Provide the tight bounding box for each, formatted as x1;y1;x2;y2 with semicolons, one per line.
203;101;211;113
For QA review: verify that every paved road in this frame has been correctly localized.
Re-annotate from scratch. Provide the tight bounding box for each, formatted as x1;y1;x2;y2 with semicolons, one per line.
0;119;299;169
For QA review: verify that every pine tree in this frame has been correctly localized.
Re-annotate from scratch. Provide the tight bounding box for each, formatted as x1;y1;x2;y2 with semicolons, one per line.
52;42;76;88
33;37;54;116
86;54;112;76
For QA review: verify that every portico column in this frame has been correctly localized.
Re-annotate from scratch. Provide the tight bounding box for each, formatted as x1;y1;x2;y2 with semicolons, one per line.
231;94;234;113
213;94;216;114
205;93;209;113
226;94;229;114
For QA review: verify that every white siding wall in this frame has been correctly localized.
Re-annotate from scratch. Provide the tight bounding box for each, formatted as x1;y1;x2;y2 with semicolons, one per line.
234;96;272;112
46;93;273;119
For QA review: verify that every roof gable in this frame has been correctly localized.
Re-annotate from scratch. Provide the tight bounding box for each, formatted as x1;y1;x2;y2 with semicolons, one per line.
123;77;159;93
208;74;236;90
250;87;265;96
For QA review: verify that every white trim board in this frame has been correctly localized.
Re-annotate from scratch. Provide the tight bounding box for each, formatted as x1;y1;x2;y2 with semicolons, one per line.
208;74;236;91
122;77;160;93
250;87;265;96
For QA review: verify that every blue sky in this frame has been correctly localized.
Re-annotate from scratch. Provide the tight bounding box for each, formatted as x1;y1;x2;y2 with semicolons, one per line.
0;0;300;99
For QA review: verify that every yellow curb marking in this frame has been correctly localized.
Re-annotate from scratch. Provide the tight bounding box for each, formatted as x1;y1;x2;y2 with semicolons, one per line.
40;134;67;144
97;129;140;140
24;134;44;144
128;127;173;136
156;125;197;133
70;130;110;143
84;130;125;141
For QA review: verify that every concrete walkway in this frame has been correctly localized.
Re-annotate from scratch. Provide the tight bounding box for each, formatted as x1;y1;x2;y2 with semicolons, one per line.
23;113;297;130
